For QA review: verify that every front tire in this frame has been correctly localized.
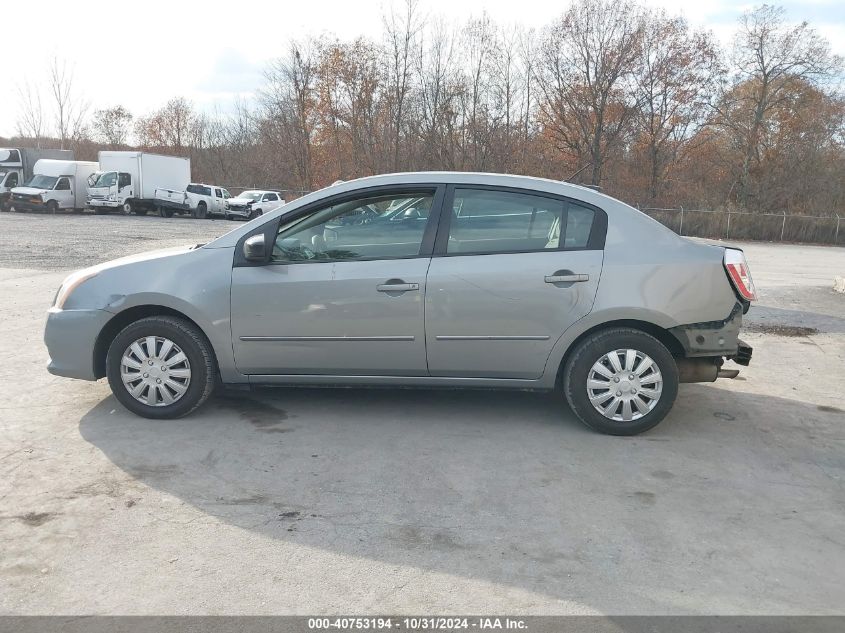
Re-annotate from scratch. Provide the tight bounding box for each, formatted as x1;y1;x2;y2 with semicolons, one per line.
46;200;59;214
122;201;133;215
106;316;217;419
563;328;679;435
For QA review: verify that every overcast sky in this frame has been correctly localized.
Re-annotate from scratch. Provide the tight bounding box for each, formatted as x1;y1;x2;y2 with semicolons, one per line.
2;0;844;139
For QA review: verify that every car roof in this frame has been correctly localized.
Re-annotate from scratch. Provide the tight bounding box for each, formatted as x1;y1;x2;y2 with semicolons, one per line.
321;172;621;205
206;171;645;249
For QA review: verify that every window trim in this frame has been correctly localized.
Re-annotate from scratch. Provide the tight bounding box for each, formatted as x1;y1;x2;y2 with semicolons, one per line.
432;184;608;257
233;184;447;268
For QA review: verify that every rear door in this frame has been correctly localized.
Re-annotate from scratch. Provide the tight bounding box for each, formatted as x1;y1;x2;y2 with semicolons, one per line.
425;186;606;379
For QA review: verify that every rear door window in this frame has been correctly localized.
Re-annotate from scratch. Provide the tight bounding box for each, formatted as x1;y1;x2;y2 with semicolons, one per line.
445;188;595;255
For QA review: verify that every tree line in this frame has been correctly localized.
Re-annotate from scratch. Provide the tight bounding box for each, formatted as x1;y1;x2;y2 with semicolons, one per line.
7;0;844;216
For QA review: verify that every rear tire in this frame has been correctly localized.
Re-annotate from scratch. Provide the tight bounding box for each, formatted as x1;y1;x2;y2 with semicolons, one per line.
563;327;679;435
106;316;217;419
194;202;208;219
159;206;174;218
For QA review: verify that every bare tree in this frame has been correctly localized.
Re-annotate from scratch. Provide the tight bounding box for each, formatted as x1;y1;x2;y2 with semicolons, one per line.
416;17;459;169
536;0;644;186
15;82;45;146
48;57;89;150
715;4;843;207
383;0;424;170
260;41;318;190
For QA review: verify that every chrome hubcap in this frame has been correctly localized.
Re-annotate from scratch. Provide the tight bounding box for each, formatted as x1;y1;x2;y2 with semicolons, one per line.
120;336;191;407
587;349;663;422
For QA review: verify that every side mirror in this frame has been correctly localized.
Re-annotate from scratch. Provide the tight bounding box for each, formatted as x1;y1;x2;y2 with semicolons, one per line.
243;234;266;262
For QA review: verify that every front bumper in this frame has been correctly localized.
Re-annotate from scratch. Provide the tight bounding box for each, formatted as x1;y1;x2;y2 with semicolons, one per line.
45;307;113;380
227;205;250;217
88;199;121;208
10;199;48;212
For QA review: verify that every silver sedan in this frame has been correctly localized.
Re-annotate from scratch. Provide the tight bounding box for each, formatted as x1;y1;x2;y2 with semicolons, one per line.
44;172;755;435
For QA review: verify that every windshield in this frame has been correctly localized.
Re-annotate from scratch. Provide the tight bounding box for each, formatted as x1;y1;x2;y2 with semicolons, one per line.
25;174;58;189
92;172;117;188
236;191;263;201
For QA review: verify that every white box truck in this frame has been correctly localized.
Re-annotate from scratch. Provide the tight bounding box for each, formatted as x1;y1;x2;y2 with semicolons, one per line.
0;148;74;211
87;151;191;215
8;159;99;213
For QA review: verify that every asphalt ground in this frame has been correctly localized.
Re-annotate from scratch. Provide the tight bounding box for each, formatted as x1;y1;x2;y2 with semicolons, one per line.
0;211;843;614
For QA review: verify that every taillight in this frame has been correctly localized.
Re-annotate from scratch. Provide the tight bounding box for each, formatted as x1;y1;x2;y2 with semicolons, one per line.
724;248;757;301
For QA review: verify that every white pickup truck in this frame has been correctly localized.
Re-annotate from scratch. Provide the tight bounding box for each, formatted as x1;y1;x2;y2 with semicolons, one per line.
154;183;231;219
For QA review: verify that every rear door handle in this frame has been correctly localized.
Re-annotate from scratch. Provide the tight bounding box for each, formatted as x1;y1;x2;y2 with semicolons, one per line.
544;274;589;283
377;282;420;292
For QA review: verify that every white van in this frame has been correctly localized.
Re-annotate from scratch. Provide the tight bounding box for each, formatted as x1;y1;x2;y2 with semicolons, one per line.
8;160;99;213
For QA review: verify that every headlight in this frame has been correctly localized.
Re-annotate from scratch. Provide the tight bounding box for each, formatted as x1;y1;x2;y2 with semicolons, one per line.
53;270;99;309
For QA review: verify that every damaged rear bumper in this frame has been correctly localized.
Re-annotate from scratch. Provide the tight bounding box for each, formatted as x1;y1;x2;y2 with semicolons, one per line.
670;303;753;383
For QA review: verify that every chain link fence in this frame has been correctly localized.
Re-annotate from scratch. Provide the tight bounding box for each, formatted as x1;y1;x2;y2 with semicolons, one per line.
639;207;845;246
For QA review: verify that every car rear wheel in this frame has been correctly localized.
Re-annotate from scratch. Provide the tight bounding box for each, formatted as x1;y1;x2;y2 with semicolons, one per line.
158;206;174;218
563;327;679;435
194;203;207;219
106;316;216;419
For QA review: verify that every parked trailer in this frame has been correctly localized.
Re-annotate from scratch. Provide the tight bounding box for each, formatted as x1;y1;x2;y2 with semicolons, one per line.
87;151;190;215
8;160;99;213
0;148;74;211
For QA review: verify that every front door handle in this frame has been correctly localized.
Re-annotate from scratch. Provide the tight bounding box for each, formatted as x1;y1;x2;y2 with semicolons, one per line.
544;273;589;283
377;280;420;293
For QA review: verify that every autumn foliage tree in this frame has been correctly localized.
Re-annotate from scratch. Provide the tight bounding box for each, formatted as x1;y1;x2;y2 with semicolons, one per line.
8;0;844;222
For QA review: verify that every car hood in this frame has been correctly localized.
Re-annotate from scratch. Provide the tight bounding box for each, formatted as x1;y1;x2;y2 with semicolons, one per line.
74;244;201;279
12;186;48;196
229;198;254;205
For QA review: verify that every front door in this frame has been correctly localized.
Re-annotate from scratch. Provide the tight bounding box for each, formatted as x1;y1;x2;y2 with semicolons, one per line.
425;186;605;379
118;172;132;201
53;177;73;209
231;187;442;376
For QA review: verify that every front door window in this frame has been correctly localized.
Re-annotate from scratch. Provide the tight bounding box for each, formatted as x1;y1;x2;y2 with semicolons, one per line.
272;192;434;263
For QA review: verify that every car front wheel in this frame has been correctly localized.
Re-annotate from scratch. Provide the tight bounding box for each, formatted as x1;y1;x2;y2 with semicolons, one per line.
563;327;679;435
106;316;216;419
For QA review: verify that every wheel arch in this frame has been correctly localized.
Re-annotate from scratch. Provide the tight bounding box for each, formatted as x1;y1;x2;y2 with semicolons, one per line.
546;314;686;388
93;304;218;379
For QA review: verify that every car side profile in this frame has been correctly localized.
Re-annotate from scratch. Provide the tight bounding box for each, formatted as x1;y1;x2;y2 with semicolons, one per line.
44;172;755;435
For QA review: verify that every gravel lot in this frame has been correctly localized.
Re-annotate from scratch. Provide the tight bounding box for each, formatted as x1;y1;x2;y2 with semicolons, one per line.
0;212;231;270
0;212;844;615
